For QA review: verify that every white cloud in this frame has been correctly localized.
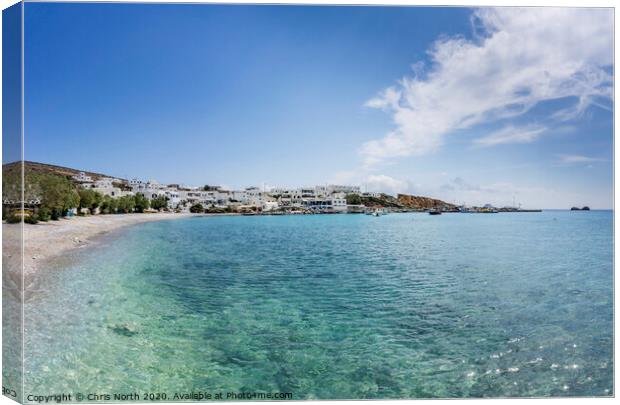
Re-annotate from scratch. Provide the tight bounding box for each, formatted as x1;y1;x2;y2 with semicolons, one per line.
362;7;613;165
557;154;606;164
473;125;546;147
364;174;410;195
327;171;413;195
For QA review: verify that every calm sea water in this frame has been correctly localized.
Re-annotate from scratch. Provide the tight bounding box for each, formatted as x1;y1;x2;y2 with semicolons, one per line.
23;211;613;399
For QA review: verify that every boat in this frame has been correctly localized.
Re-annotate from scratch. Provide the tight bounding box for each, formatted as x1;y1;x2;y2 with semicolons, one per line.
429;209;442;215
367;208;386;216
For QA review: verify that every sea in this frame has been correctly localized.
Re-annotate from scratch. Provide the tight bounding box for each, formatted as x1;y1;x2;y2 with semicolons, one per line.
22;210;613;399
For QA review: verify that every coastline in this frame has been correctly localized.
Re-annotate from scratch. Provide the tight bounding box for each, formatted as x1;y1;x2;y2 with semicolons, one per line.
2;213;205;281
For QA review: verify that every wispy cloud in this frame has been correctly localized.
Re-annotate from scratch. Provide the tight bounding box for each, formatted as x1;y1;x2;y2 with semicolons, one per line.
440;177;482;192
473;125;546;147
557;154;606;164
361;8;613;166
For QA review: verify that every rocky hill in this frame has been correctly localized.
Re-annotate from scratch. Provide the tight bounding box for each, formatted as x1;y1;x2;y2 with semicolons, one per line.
356;193;456;211
397;194;457;210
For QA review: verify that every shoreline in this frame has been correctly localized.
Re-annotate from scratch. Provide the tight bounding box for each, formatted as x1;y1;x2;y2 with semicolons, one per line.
2;213;207;281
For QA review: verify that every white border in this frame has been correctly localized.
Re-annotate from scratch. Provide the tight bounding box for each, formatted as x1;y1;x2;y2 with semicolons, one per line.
0;2;616;405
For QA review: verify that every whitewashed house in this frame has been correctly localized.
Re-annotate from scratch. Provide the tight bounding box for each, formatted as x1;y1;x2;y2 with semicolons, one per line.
72;171;93;183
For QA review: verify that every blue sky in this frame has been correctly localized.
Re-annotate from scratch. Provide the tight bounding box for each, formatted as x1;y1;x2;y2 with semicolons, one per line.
24;4;613;208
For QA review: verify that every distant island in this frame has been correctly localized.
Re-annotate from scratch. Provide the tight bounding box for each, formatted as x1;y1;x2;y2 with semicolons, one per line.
571;206;591;211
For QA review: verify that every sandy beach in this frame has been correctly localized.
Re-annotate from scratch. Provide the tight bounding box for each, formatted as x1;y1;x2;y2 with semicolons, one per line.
2;213;200;282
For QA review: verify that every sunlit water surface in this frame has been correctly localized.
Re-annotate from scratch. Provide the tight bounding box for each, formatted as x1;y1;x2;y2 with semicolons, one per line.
24;211;613;399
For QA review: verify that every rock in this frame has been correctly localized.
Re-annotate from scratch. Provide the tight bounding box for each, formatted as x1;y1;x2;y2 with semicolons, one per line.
108;323;139;337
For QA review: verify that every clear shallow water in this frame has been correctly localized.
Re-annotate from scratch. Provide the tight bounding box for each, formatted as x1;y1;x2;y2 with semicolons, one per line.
24;211;613;399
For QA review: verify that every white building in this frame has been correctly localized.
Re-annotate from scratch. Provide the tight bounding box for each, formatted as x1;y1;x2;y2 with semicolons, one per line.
302;197;347;212
231;190;248;203
81;176;132;198
164;189;181;208
179;190;216;206
328;185;361;195
130;179;168;199
72;172;93;183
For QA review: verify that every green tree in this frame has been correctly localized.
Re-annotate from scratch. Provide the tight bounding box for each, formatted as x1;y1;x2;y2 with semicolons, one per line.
345;194;362;205
117;195;136;213
92;191;103;213
37;207;51;222
189;203;204;213
39;174;80;218
134;194;150;213
150;195;169;211
100;196;119;214
78;189;102;214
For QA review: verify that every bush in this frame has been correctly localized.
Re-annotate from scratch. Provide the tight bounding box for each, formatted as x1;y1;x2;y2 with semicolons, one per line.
345;194;362;205
24;215;39;224
189;203;204;213
6;215;22;224
38;207;51;222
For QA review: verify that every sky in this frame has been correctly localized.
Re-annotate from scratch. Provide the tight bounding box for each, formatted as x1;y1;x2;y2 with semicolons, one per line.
23;4;613;208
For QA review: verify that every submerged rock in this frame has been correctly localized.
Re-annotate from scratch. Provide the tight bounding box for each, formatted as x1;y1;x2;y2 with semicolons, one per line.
108;323;139;337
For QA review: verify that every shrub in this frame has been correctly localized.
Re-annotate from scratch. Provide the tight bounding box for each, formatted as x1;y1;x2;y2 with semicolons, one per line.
38;207;51;222
345;194;362;205
189;203;204;213
24;215;39;224
6;215;21;224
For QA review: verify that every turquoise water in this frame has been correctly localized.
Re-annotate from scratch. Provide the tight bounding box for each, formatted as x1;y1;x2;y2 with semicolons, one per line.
24;211;613;399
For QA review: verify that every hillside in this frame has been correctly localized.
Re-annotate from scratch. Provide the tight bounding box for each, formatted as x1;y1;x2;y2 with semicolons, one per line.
397;194;457;210
3;161;125;182
356;193;457;211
